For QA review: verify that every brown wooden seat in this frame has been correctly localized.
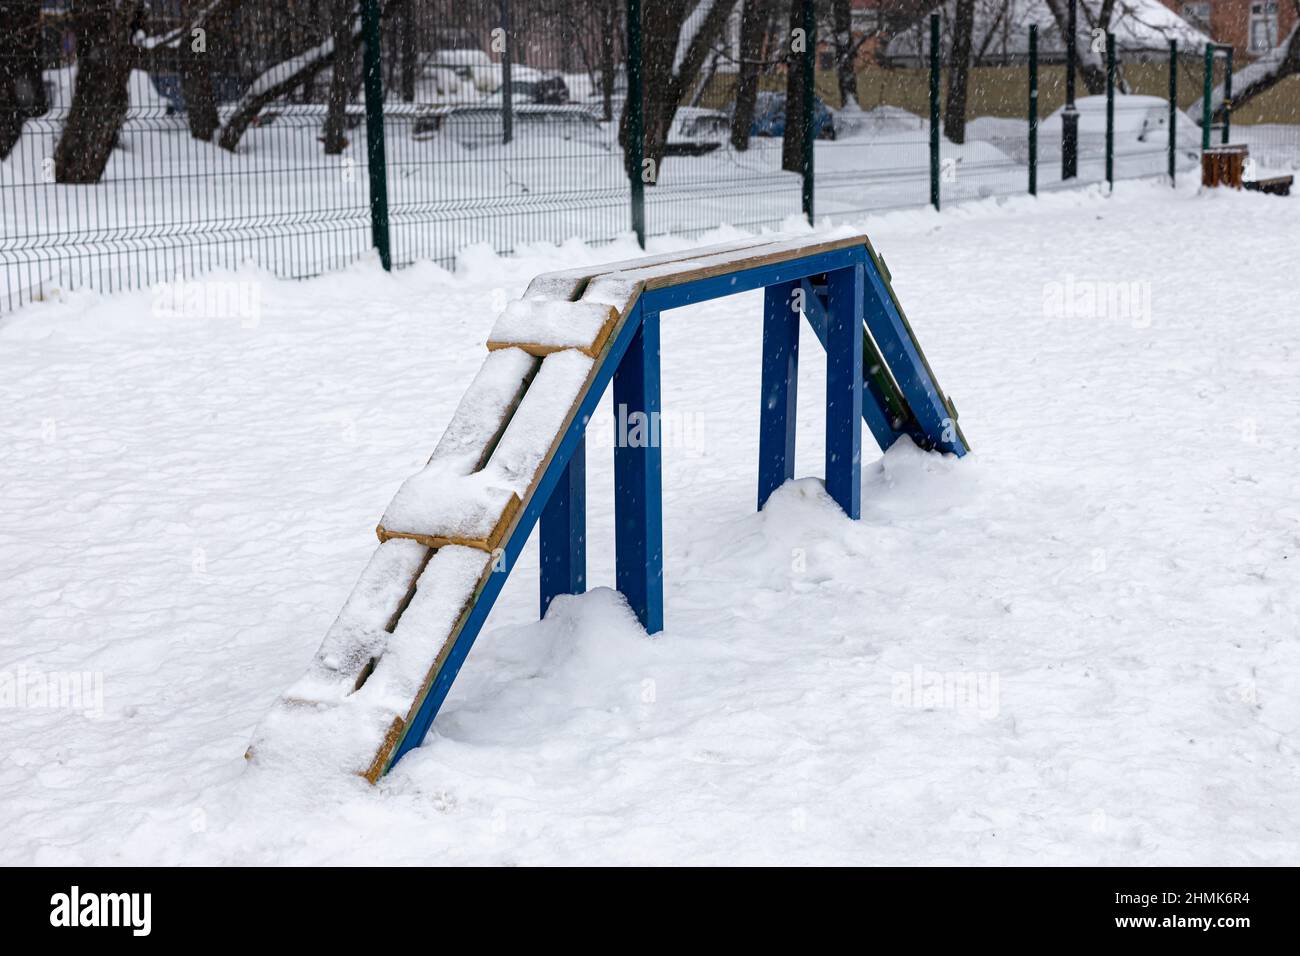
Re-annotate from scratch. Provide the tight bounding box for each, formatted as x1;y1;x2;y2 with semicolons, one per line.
1244;175;1294;197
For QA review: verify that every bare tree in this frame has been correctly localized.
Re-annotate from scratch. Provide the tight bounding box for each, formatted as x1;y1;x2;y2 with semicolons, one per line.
781;0;806;174
398;2;416;103
1043;0;1109;95
598;0;619;121
831;0;859;109
0;0;48;159
943;0;975;143
731;0;771;149
217;0;410;154
321;1;359;154
972;0;1014;66
54;1;144;183
1195;15;1300;123
619;0;739;182
169;0;240;141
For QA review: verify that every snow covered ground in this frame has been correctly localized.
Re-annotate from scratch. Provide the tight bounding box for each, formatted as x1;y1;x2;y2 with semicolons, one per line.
1;180;1297;865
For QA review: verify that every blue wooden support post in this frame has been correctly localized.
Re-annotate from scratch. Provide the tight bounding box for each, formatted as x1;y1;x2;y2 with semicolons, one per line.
861;265;955;447
799;279;902;452
758;281;800;510
613;310;664;633
824;265;863;519
539;434;586;617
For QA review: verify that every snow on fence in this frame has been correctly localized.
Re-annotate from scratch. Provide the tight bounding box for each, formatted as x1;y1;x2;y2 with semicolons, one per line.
2;30;1297;314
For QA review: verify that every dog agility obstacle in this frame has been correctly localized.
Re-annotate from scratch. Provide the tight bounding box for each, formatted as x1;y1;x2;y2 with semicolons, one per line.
247;233;968;781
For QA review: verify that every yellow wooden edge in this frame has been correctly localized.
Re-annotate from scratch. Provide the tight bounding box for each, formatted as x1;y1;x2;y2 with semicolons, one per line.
484;305;618;359
365;313;641;781
375;492;521;554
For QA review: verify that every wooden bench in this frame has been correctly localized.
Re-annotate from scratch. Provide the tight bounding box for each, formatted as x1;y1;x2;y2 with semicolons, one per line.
1244;175;1294;197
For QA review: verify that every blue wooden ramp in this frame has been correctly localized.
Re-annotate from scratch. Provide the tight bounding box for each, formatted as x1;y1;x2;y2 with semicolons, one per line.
246;233;968;782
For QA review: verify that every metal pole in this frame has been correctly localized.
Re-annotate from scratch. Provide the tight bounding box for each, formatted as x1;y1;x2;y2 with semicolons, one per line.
627;0;645;248
1202;43;1213;151
1105;32;1115;189
929;12;940;210
1028;24;1037;196
361;0;391;271
500;0;513;145
1222;45;1233;144
801;0;815;224
1062;0;1078;179
1168;39;1177;184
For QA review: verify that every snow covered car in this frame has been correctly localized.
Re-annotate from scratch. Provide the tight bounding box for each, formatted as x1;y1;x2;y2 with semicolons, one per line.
1041;94;1203;157
411;103;611;149
480;73;571;106
664;107;729;155
739;91;837;140
423;48;496;87
420;46;540;100
147;71;246;114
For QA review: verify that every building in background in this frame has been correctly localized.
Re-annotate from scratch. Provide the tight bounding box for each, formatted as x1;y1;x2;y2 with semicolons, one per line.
1163;1;1293;55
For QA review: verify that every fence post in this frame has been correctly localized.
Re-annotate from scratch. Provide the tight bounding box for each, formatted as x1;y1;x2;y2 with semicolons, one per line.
361;0;391;271
1222;45;1233;144
1028;24;1038;196
1201;43;1213;151
1105;32;1115;189
1061;0;1078;179
500;0;513;145
1169;39;1177;185
929;13;940;211
627;0;646;248
801;0;816;224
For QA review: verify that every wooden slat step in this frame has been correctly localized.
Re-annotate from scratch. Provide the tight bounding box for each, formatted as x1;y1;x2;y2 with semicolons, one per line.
486;299;619;357
579;234;869;315
523;235;782;301
248;544;493;782
425;346;538;476
377;348;595;552
283;537;431;704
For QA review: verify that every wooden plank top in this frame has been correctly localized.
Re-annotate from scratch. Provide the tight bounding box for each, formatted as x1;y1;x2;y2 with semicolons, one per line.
576;233;870;316
522;235;781;301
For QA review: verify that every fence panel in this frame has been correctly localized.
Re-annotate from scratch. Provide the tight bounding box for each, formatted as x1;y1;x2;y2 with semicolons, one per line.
637;4;802;238
816;56;933;218
1;3;380;312
385;1;630;268
5;4;1300;317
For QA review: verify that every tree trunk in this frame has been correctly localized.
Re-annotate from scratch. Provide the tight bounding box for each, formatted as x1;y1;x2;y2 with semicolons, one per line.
179;43;219;141
129;0;237;142
218;0;408;154
1201;19;1300;121
322;1;357;154
629;0;686;181
399;2;416;102
600;0;617;122
781;0;805;175
0;0;49;158
54;1;142;184
944;0;974;144
832;0;857;109
973;0;1010;67
619;0;738;182
731;0;766;150
1043;0;1106;95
